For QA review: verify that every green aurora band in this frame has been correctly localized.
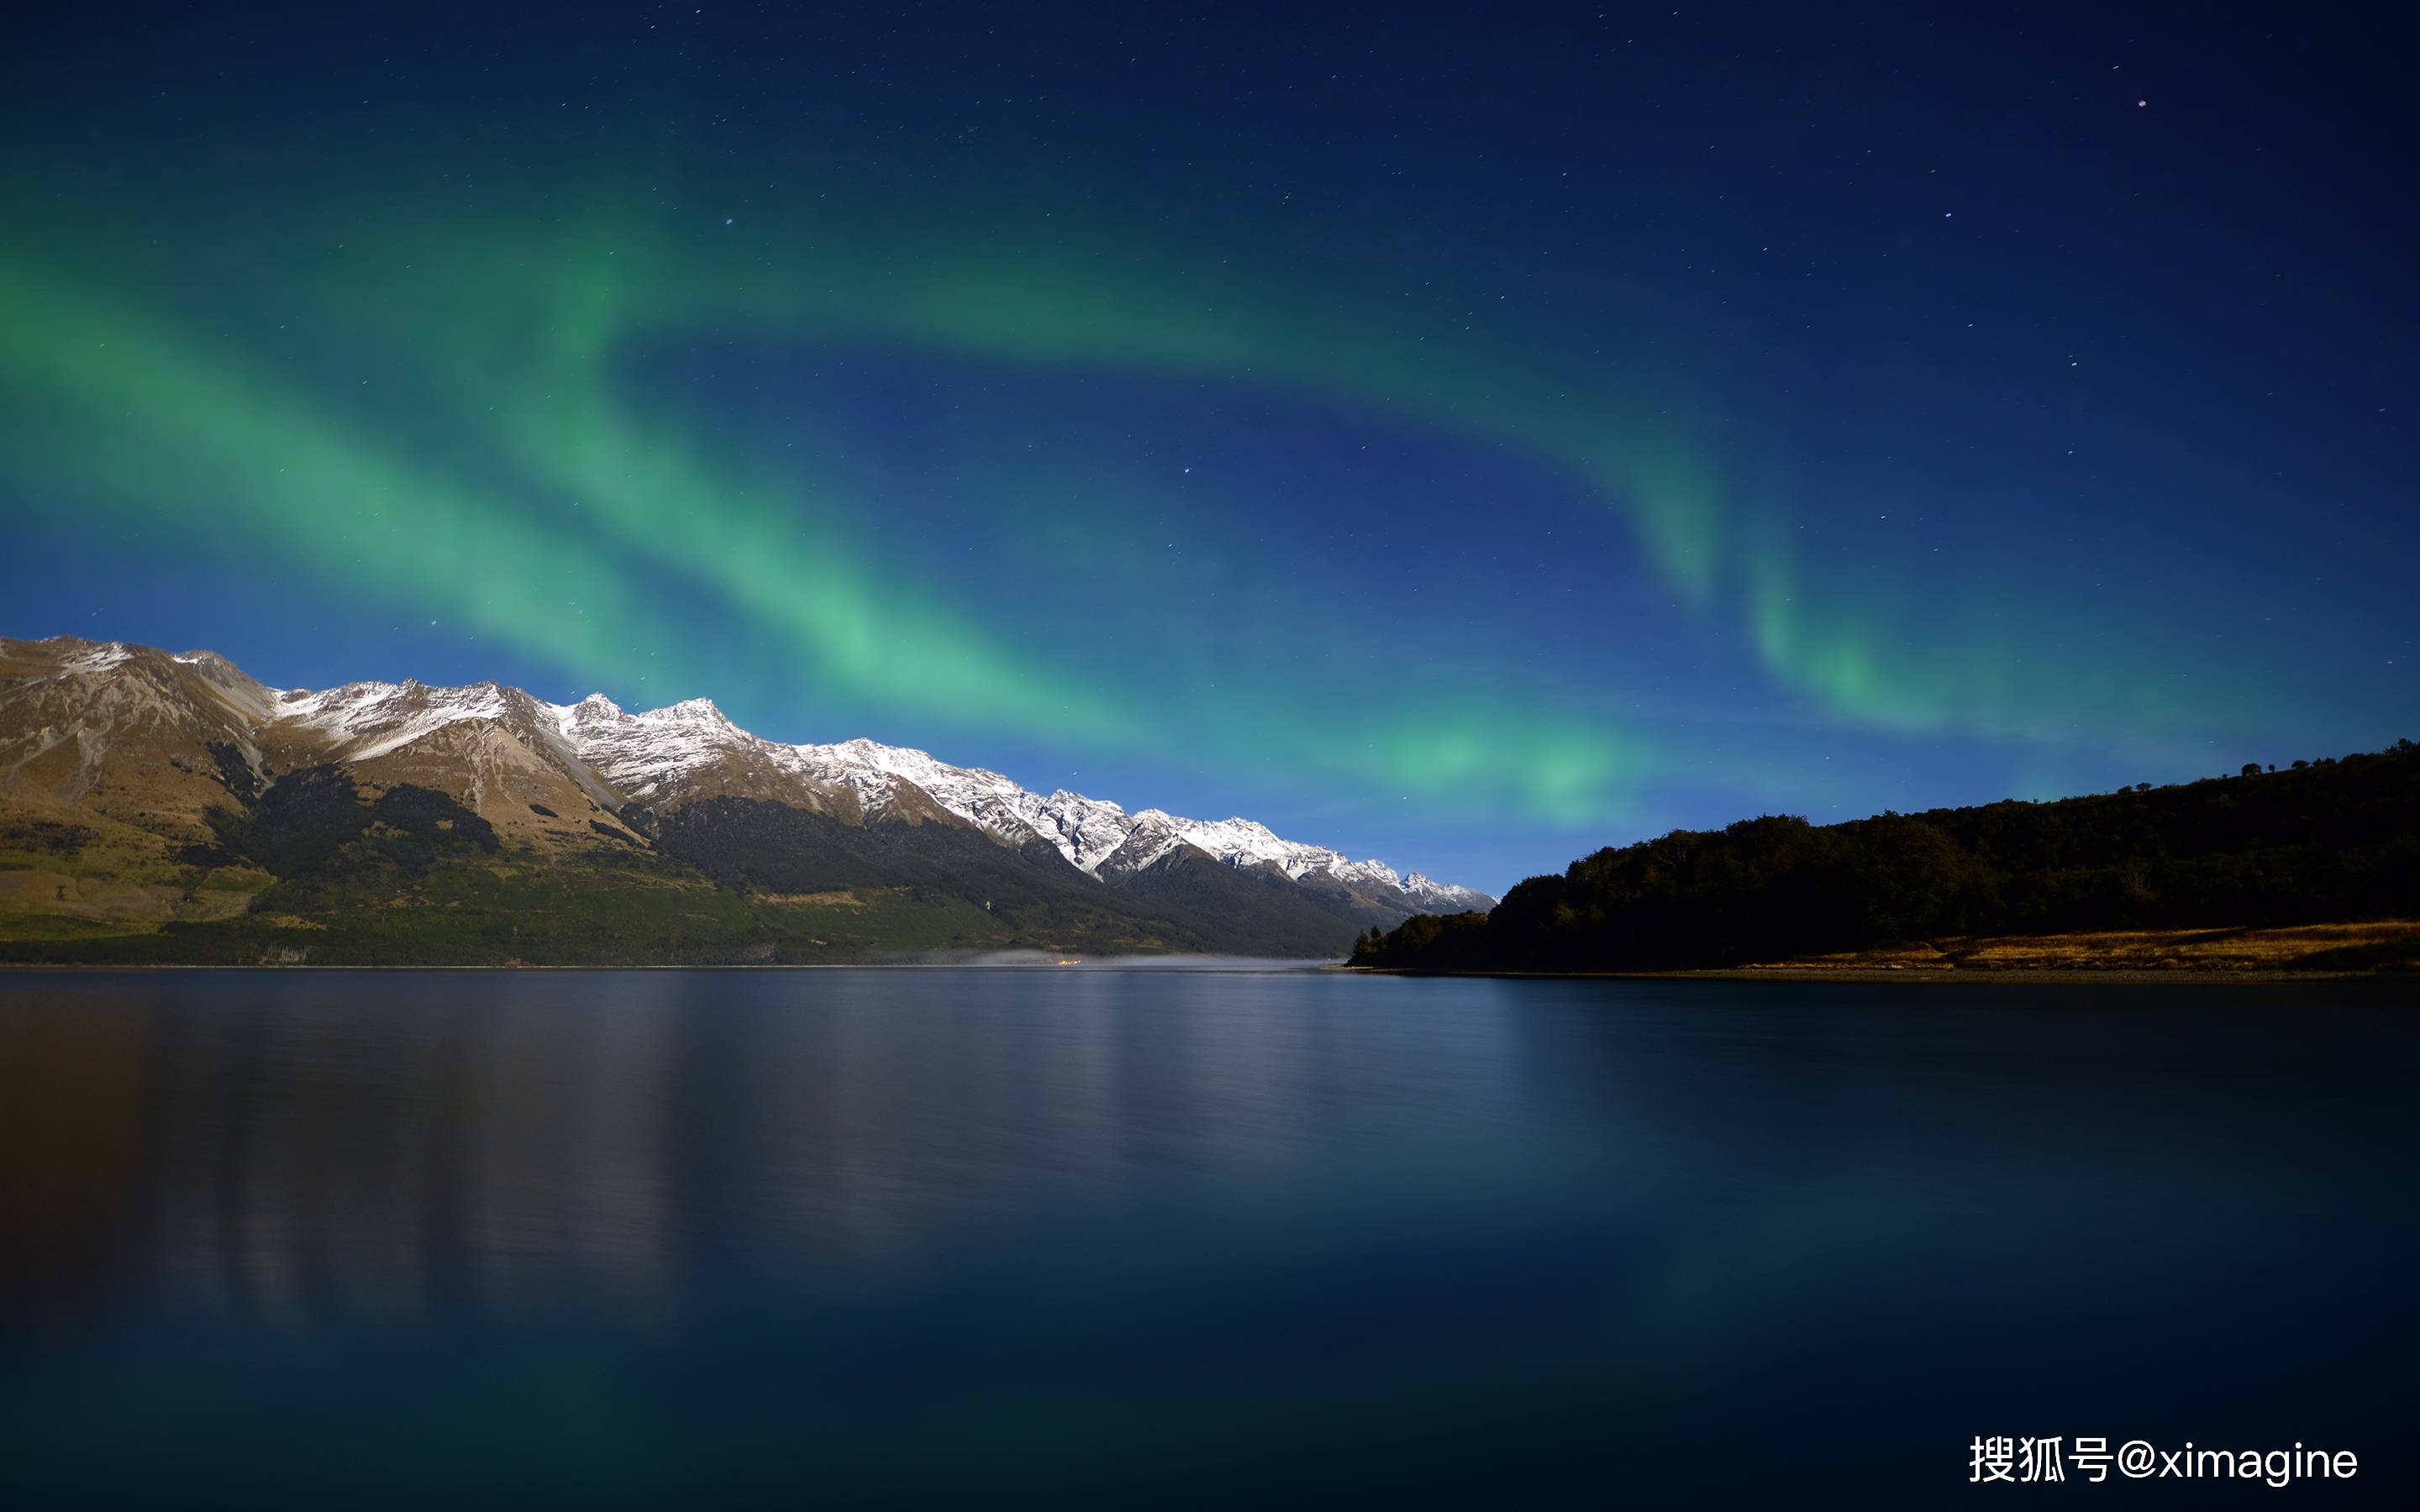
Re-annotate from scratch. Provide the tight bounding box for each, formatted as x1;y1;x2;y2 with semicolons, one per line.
0;155;2313;825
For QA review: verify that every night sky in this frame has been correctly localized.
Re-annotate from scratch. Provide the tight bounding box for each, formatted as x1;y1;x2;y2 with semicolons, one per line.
3;3;2412;893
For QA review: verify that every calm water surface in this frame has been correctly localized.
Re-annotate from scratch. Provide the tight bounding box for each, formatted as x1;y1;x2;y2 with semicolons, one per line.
1;968;2412;1507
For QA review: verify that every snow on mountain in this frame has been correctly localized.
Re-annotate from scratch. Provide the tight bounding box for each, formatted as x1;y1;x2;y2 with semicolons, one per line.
1400;872;1496;912
1023;790;1143;875
544;694;752;799
1156;812;1407;890
783;737;1050;839
7;637;1496;913
1097;807;1195;875
278;679;518;763
590;711;1493;911
60;641;137;674
778;743;1497;911
787;745;1150;870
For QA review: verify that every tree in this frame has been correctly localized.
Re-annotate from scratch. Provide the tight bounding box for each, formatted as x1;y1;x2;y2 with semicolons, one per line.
1365;738;2420;973
2240;763;2264;777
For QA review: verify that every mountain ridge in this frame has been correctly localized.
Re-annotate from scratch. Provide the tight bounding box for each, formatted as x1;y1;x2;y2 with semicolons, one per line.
0;634;1491;963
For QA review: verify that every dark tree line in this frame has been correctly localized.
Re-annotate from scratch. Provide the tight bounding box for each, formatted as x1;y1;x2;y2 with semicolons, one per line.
1354;740;2420;971
197;764;499;879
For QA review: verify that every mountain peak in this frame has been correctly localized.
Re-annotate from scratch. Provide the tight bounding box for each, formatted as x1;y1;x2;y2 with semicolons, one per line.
1043;787;1124;814
56;639;135;673
0;634;1497;921
651;696;733;725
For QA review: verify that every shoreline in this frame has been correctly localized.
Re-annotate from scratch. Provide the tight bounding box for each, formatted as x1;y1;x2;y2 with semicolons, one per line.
1339;964;2413;985
0;958;1340;974
0;959;2409;983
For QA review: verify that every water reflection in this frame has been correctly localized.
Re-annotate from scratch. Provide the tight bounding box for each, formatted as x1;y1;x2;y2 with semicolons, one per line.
0;970;1544;1331
0;971;2412;1507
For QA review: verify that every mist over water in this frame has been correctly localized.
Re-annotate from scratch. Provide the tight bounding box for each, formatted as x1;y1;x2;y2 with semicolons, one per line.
2;970;2412;1507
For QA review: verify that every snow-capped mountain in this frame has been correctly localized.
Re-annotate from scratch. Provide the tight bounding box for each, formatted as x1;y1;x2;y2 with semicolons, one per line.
260;664;1497;914
559;701;1495;916
1;637;1496;925
776;738;1496;912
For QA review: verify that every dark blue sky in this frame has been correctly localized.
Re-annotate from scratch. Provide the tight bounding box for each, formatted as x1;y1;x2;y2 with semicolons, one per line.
2;2;2412;891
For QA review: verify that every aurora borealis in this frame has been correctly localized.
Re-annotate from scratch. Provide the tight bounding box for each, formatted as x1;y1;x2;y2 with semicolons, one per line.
3;3;2412;890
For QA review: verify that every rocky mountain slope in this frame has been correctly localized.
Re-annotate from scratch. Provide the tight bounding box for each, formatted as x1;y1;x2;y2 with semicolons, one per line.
0;636;1491;963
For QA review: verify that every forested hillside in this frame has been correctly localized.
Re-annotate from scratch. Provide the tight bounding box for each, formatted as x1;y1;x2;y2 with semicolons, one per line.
1353;742;2420;972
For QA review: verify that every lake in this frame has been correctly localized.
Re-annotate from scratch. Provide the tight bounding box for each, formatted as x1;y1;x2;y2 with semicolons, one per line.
1;968;2412;1507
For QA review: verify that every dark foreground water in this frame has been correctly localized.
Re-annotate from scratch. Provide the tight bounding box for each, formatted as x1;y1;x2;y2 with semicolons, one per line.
1;969;2412;1509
